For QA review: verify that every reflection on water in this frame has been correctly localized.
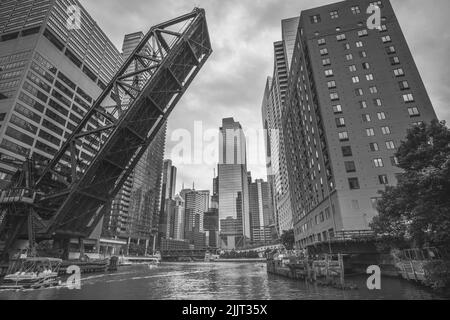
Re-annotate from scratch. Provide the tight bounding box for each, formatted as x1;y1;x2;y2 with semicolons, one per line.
0;262;447;300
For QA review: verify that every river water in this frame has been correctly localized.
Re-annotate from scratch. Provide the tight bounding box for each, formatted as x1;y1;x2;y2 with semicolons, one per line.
0;262;447;300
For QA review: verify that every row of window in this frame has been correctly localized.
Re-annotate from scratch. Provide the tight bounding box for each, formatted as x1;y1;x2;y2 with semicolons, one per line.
310;1;384;24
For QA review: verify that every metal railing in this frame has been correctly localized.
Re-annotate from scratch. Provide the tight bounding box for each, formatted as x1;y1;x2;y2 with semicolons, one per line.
329;230;375;242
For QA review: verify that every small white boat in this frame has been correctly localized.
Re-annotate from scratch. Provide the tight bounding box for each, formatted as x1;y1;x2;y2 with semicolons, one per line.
119;255;160;266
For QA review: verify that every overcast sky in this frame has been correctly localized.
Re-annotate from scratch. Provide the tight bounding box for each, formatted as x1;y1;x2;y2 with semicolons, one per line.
79;0;450;194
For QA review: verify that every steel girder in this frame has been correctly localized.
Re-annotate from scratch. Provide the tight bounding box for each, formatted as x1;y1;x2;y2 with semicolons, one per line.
30;8;212;238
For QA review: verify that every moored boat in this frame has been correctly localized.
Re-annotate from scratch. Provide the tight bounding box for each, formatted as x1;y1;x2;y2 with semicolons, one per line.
0;257;62;290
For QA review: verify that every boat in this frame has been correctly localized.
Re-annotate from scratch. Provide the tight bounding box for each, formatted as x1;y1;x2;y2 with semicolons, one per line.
204;252;220;262
0;257;62;290
119;255;161;266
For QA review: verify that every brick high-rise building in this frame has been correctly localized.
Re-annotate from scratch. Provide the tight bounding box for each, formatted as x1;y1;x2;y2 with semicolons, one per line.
282;0;438;249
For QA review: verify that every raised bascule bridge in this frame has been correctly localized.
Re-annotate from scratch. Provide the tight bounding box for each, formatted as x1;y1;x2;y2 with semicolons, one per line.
0;8;212;261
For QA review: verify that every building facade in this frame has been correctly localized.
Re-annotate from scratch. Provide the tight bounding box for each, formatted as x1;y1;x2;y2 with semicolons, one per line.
262;17;299;236
102;31;166;249
248;178;274;244
282;0;438;248
218;117;250;249
0;0;122;189
158;159;177;239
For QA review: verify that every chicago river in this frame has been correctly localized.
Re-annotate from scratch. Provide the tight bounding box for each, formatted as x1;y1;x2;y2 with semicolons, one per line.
0;262;447;300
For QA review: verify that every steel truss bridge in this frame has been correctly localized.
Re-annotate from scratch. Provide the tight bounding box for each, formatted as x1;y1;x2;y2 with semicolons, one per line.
0;8;212;260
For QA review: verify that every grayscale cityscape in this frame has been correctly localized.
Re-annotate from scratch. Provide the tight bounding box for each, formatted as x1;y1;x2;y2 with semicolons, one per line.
0;0;449;303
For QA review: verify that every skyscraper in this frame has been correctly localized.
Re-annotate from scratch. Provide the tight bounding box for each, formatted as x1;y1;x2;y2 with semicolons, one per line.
183;189;209;248
261;17;299;236
102;31;166;250
158;159;177;240
248;178;274;244
282;0;438;249
218;117;250;249
171;194;185;240
0;0;122;190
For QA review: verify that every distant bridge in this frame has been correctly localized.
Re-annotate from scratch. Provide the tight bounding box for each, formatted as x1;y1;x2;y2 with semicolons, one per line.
160;249;208;261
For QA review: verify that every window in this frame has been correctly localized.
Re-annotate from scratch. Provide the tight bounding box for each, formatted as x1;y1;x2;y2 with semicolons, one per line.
374;158;384;167
330;92;339;101
381;126;391;135
362;62;370;70
5;127;34;146
349;178;360;190
349;65;357;72
327;80;336;88
379;175;389;185
391;156;400;166
374;98;382;107
346;53;353;61
355;88;364;96
399;80;410;90
370;142;379;151
339;131;349;141
352;76;360;83
360;100;368;109
333;104;343;114
386;140;396;150
330;10;339;19
342;146;352;157
336;33;346;41
390;56;400;65
382;35;392;43
335;117;346;127
408;107;420;117
311;14;321;23
362;114;371;122
386;46;396;54
366;128;375;137
356;41;363;48
351;6;361;14
369;86;378;94
366;74;374;81
325;69;334;77
345;161;356;173
376;112;386;120
318;38;326;45
403;93;414;102
322;58;331;66
320;48;328;55
358;29;368;37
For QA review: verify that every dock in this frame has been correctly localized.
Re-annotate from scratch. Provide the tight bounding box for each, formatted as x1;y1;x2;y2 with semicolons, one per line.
267;254;357;290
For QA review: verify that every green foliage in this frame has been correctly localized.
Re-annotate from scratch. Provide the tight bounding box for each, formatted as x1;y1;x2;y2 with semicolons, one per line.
423;260;450;290
371;120;450;247
280;229;295;250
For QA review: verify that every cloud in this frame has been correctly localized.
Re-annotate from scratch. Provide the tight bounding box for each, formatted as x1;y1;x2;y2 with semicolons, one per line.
79;0;450;193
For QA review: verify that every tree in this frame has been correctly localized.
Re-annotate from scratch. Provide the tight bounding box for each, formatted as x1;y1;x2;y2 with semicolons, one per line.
281;229;295;250
371;120;450;247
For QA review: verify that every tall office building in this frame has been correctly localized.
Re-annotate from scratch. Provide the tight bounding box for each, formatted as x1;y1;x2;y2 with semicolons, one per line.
184;189;209;249
261;17;299;236
158;159;177;239
102;31;166;249
171;194;185;240
203;208;219;248
0;0;123;191
248;178;274;244
218;117;250;249
282;0;438;249
0;0;126;256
